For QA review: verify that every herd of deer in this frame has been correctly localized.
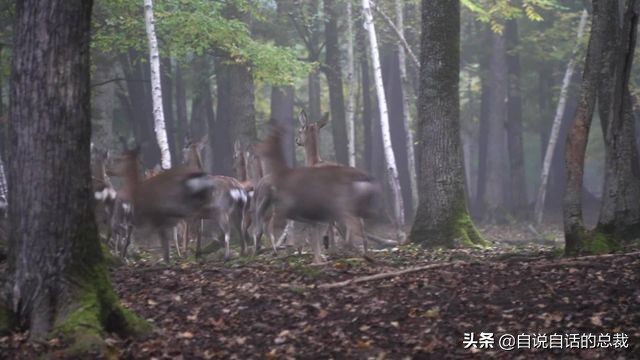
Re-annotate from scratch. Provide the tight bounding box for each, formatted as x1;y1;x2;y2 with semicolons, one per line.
92;112;393;265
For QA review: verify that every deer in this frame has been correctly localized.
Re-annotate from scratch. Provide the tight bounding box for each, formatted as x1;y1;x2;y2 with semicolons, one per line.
183;138;250;260
109;146;216;263
295;111;345;250
91;147;134;257
256;121;382;264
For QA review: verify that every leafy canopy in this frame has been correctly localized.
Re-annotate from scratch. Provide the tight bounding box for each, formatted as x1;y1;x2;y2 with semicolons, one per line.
93;0;312;85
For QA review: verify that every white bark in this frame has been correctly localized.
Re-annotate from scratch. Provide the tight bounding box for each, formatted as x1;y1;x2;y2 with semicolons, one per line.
362;0;405;225
144;0;171;169
346;0;356;167
534;9;588;225
394;0;418;213
372;3;419;69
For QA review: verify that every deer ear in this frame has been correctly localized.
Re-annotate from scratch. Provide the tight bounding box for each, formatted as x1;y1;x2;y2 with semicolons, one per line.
318;112;330;129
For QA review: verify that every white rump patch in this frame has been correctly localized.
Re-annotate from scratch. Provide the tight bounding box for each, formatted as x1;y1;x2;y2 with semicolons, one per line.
122;202;132;213
353;181;375;194
94;187;117;201
230;189;248;203
248;190;254;199
185;176;215;193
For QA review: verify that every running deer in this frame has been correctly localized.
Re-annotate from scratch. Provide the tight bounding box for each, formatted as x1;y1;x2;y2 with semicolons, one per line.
257;122;381;263
295;111;342;249
183;138;250;259
110;147;216;263
92;147;134;257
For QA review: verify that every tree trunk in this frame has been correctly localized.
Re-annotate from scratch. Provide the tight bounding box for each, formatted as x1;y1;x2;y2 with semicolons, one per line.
482;29;508;220
271;0;296;167
595;0;640;241
91;53;116;153
6;0;147;344
362;0;405;225
360;37;373;174
324;0;349;165
160;56;178;166
395;0;419;215
534;10;588;225
564;0;608;255
144;0;171;169
505;19;527;217
346;0;356;167
474;26;491;215
215;55;257;175
410;0;484;247
271;87;295;166
174;62;188;157
118;50;159;167
383;51;413;221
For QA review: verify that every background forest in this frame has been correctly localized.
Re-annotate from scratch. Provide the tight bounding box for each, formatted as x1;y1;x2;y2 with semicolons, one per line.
0;0;639;358
0;0;636;227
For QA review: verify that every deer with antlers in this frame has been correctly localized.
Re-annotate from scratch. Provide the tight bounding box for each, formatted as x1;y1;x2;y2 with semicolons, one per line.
109;146;216;263
256;121;381;263
183;138;250;259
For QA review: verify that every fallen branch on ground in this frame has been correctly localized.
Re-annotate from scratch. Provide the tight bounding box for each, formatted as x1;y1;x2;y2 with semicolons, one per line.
316;261;469;289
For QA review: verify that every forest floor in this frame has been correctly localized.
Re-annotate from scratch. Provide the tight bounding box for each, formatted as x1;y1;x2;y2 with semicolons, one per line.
1;224;639;359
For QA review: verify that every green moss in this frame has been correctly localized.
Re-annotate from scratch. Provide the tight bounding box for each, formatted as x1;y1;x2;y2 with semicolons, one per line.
585;232;618;254
53;261;150;356
451;212;488;248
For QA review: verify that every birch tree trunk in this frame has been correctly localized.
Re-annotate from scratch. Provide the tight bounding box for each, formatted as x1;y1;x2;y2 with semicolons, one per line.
346;0;356;167
534;9;588;225
144;0;171;169
362;0;405;225
395;0;418;213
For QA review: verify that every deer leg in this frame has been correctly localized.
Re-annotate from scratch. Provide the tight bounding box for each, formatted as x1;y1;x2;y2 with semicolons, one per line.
311;224;326;265
219;213;231;260
121;224;133;259
345;214;367;256
159;227;171;264
173;227;181;258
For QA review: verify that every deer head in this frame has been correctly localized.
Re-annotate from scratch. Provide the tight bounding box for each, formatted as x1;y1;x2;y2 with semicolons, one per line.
183;136;207;170
295;111;330;166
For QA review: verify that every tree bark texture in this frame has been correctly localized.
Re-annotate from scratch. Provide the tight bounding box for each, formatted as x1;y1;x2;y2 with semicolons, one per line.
564;0;608;255
7;0;146;342
410;0;483;247
595;0;640;240
143;0;171;169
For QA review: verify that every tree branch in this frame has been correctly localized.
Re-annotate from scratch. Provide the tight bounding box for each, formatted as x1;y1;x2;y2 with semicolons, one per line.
371;2;420;69
90;77;149;88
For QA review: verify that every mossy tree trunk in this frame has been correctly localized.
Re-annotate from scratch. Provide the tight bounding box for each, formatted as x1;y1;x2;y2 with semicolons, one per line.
564;0;640;255
4;0;148;346
410;0;485;247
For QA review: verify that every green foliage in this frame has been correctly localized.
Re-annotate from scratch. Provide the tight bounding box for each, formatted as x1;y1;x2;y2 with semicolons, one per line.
462;0;565;32
92;0;312;85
